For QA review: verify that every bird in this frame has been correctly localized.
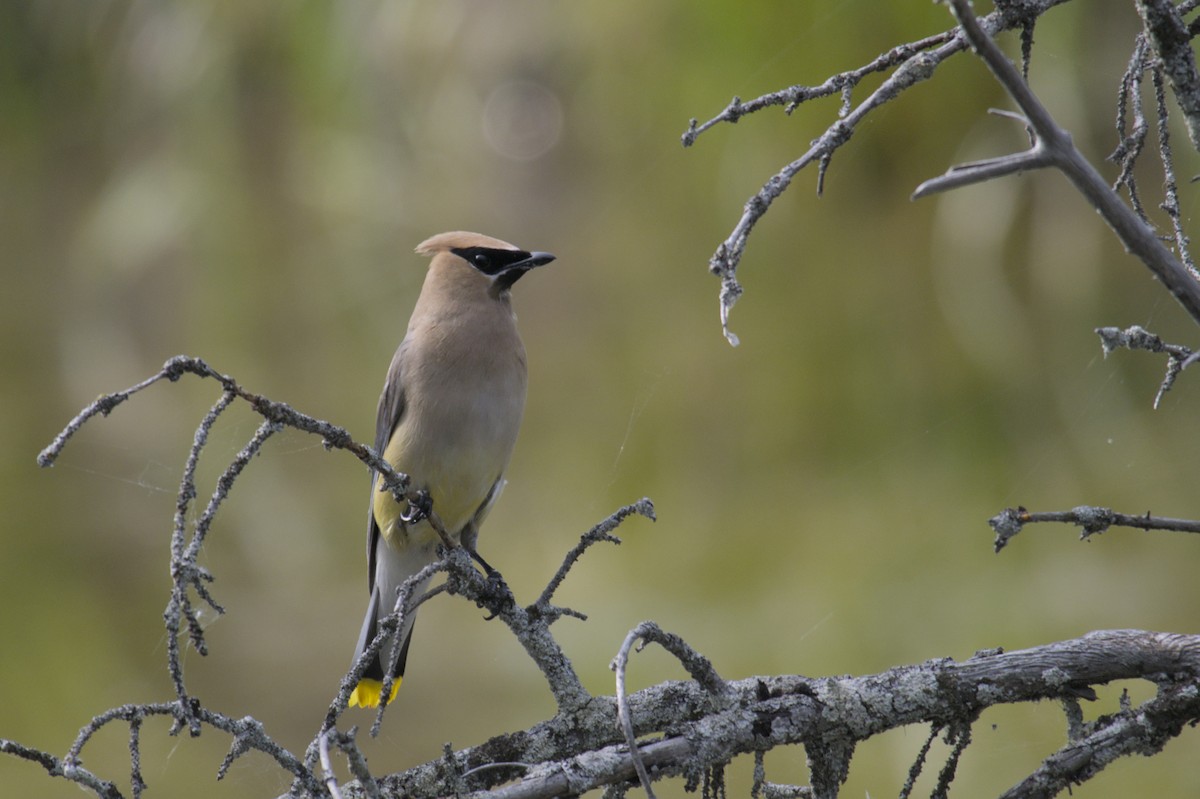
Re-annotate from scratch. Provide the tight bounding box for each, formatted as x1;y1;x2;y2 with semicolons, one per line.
348;231;555;709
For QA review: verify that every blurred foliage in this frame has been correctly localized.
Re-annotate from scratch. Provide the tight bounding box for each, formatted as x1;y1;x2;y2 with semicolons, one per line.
2;1;1199;797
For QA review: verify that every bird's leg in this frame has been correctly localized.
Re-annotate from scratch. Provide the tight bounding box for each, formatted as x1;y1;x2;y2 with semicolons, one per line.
400;489;432;525
459;524;507;598
467;547;497;576
479;572;512;620
462;544;512;618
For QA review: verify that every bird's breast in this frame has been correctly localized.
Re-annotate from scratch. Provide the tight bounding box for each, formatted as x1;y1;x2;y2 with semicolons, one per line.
376;320;527;544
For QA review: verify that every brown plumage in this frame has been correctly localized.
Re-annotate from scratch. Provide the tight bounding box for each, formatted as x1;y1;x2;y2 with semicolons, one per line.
349;231;555;708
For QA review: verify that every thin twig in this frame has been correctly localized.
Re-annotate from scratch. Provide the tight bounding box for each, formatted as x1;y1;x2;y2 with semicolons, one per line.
1151;66;1199;278
898;724;941;799
931;721;974;799
990;505;1200;551
535;498;655;610
128;716;145;799
38;356;418;508
682;30;960;146
612;626;659;799
610;622;731;799
1135;0;1200;152
1111;37;1151;221
1095;325;1195;408
1;738;122;799
319;730;344;799
372;559;455;736
998;680;1200;798
339;728;381;799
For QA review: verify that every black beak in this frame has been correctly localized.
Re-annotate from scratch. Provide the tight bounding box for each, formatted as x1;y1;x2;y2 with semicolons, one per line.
513;251;556;269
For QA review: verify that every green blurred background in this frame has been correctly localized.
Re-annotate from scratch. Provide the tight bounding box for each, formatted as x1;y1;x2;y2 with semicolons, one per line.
3;1;1199;797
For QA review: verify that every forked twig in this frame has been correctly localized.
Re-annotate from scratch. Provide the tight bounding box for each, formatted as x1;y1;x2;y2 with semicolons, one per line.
1096;325;1195;408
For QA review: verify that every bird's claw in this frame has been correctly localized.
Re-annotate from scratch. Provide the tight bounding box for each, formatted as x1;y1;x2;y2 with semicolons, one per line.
401;489;432;525
481;568;513;620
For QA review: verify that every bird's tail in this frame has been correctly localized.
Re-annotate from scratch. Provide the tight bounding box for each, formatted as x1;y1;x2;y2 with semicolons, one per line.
349;594;411;707
349;538;433;708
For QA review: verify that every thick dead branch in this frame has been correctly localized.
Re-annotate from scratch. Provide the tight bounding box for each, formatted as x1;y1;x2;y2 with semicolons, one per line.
339;630;1200;799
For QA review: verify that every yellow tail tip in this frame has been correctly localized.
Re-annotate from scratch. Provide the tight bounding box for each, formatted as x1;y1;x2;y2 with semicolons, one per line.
349;678;402;708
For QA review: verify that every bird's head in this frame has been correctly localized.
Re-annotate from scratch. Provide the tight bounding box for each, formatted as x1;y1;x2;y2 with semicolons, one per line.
417;231;555;296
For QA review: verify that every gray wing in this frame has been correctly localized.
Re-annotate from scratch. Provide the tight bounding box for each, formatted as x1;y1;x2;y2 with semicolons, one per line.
367;339;409;590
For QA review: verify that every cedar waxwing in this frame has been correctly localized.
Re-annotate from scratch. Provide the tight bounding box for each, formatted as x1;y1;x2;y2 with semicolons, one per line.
348;231;555;708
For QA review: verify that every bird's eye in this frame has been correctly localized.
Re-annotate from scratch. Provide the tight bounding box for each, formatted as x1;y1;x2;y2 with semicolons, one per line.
473;253;492;269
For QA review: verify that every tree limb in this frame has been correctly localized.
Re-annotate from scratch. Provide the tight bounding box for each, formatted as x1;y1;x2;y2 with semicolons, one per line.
684;0;1072;345
351;630;1200;799
916;0;1200;328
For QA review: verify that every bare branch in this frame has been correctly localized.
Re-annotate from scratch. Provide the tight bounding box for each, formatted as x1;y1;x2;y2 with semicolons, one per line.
1096;324;1195;407
0;739;121;799
1112;37;1153;220
1135;0;1200;152
535;498;656;612
370;630;1200;799
319;730;345;799
1151;65;1199;277
681;32;957;147
998;679;1200;799
167;417;279;727
38;355;418;508
59;701;321;796
912;139;1055;196
688;0;1200;343
990;505;1200;552
917;0;1200;331
685;0;1072;344
610;621;728;799
335;728;382;799
704;42;954;346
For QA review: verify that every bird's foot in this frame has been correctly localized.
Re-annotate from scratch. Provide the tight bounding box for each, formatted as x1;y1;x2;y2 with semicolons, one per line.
400;489;432;525
478;563;513;620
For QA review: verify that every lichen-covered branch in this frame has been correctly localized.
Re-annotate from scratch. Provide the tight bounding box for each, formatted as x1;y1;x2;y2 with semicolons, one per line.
30;356;661;798
1135;0;1200;152
16;372;1200;798
1096;324;1196;407
989;504;1200;551
999;678;1200;799
333;630;1200;799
